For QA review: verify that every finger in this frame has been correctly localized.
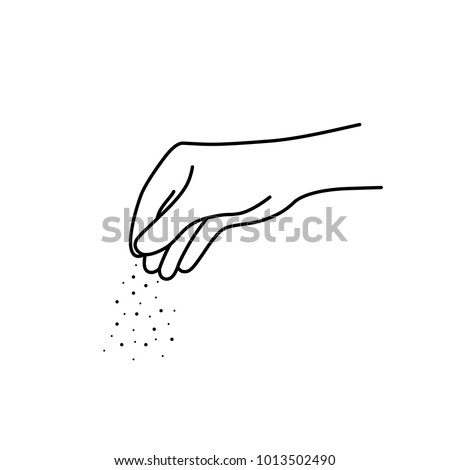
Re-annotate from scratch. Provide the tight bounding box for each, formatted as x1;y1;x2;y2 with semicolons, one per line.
178;218;222;274
143;251;165;274
158;235;192;281
179;197;274;274
135;199;198;256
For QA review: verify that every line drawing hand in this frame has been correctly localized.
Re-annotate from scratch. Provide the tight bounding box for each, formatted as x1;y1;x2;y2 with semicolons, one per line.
129;123;382;280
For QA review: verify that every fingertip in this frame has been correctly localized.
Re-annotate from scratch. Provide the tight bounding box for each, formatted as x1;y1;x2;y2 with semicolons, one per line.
143;252;165;274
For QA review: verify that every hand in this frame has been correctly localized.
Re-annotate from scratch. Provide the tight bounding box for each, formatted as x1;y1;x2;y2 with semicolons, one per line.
129;124;382;280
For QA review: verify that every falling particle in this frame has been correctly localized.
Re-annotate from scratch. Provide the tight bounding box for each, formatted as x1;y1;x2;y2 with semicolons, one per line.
155;296;157;299
103;349;106;352
139;302;142;305
132;329;135;332
152;327;156;331
132;275;135;279
144;284;148;288
173;310;176;312
111;335;113;337
132;358;135;361
144;343;148;347
123;312;126;315
167;323;170;325
162;355;164;358
157;281;159;283
135;264;137;266
120;343;124;346
155;338;157;341
170;338;174;341
122;282;125;284
159;309;163;313
135;312;139;316
148;315;151;318
115;322;119;326
134;341;136;343
115;300;119;304
132;291;135;295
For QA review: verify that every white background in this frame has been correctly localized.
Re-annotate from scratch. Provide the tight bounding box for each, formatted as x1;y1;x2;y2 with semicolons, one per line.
1;1;449;469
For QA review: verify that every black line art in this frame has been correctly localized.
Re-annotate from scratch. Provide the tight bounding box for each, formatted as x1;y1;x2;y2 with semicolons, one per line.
129;123;383;280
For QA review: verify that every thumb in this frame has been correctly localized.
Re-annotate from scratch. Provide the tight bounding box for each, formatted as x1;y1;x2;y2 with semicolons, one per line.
133;165;195;256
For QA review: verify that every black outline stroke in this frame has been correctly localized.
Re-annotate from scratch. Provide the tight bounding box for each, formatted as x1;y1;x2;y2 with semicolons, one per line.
129;123;383;280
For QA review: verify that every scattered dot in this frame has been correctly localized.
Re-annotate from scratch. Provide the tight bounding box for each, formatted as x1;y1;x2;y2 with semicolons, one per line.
152;327;156;331
167;323;170;325
115;322;119;326
155;338;157;341
170;338;174;341
135;264;137;266
132;275;135;279
144;343;148;347
132;358;135;361
132;291;135;295
122;282;125;284
139;302;142;305
162;355;164;357
155;296;157;299
123;312;126;315
148;315;151;318
157;281;159;283
159;309;163;313
173;310;176;312
103;349;106;352
135;312;139;316
110;335;113;337
132;329;135;332
134;341;136;343
115;300;119;304
144;284;148;288
120;343;124;346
